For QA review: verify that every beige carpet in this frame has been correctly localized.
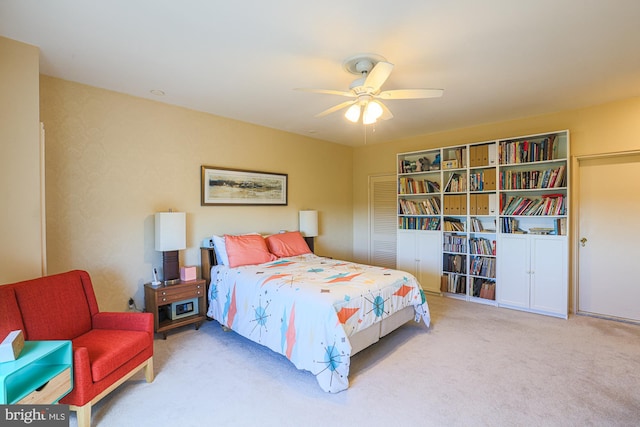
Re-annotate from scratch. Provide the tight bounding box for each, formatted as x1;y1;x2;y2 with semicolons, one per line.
72;296;640;427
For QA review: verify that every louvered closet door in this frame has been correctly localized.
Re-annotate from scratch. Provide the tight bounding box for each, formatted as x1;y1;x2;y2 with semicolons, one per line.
369;174;397;269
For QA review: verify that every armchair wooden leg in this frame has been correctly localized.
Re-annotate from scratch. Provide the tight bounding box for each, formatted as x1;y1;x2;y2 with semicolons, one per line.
70;403;91;427
145;357;154;383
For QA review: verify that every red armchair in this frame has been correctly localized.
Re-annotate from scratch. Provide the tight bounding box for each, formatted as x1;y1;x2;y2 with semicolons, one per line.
0;270;154;427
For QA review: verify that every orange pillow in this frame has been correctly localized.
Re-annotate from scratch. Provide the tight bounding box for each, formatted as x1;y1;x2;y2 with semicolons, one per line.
265;231;311;257
225;234;277;268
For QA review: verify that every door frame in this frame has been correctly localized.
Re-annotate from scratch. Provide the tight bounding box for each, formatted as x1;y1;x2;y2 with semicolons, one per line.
572;149;640;316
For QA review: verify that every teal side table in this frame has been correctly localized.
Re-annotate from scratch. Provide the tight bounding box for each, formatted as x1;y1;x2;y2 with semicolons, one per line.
0;340;73;404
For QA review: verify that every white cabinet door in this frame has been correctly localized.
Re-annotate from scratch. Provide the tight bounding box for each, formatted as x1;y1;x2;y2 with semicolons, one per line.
416;231;442;293
498;234;568;317
396;230;441;293
530;236;567;316
397;231;418;277
497;234;530;309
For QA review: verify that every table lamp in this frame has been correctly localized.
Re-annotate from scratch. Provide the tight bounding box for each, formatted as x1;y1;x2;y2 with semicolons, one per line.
299;210;318;253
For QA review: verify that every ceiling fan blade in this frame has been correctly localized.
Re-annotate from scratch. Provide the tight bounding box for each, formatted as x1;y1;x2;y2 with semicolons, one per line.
363;61;394;92
295;88;355;98
315;100;357;118
378;101;394;121
377;89;444;100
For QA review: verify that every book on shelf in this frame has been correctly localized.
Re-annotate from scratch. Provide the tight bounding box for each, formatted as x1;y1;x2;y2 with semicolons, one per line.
469;217;483;232
399;177;441;194
499;134;558;164
443;254;466;274
399;197;441;215
499;165;566;190
478;281;496;300
529;227;555;235
501;217;526;233
445;173;462;192
469;237;496;255
469;256;496;278
399;216;441;231
443;217;465;232
553;218;567;236
443;273;467;294
443;233;467;252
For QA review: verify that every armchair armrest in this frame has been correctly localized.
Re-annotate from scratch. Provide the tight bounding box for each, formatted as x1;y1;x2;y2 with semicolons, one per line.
68;346;94;402
92;312;153;334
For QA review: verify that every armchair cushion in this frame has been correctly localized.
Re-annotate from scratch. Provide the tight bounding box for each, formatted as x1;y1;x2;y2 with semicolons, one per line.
73;329;151;382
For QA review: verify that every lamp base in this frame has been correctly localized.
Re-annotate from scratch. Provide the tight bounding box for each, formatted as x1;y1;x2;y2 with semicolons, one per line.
304;236;315;253
162;250;180;285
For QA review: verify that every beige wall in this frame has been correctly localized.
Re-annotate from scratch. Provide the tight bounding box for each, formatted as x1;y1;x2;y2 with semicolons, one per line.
0;37;43;283
40;76;353;311
7;31;639;313
352;96;640;263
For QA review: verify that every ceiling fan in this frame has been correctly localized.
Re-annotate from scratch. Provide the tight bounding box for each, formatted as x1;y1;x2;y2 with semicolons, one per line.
296;53;444;125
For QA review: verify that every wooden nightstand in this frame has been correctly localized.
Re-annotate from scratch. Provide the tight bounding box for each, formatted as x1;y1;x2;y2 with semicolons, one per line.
0;340;73;404
144;279;207;339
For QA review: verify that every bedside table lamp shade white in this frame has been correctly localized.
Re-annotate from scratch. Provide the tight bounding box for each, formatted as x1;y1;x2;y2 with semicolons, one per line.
155;211;186;285
299;210;318;253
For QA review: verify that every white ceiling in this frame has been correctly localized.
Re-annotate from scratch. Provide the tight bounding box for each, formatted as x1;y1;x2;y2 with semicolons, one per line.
2;0;640;147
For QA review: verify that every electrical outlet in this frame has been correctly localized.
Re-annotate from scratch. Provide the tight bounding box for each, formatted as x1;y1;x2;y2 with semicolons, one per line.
128;298;135;309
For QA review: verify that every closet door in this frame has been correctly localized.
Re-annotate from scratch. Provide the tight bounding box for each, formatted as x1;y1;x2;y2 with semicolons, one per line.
577;153;640;322
369;174;397;269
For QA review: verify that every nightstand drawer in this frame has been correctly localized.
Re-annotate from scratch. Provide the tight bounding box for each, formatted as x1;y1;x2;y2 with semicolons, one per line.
17;367;71;404
156;287;203;304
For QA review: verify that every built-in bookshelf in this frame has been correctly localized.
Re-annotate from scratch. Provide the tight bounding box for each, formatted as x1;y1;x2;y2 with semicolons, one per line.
396;130;569;318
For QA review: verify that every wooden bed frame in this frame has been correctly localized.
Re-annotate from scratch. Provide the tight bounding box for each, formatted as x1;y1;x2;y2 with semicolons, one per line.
199;247;415;355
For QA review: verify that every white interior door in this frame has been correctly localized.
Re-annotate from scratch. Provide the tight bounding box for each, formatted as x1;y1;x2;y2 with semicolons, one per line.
577;152;640;322
369;174;397;269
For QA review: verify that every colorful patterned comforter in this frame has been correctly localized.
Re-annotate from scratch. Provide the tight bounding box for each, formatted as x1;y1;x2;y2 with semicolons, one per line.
206;254;430;392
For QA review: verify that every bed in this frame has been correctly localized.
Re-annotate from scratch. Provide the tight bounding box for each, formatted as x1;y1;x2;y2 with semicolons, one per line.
202;231;430;393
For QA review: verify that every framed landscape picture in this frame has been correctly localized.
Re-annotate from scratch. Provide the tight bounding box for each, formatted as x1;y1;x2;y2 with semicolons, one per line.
201;166;288;206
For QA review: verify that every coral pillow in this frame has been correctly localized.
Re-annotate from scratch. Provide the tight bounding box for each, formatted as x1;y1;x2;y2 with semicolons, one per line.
265;231;311;257
225;234;277;268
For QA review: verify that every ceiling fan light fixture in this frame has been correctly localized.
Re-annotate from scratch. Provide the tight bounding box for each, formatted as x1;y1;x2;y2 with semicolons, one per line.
363;100;383;124
345;103;361;123
302;53;443;126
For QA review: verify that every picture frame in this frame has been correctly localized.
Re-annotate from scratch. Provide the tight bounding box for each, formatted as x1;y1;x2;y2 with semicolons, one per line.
201;166;288;206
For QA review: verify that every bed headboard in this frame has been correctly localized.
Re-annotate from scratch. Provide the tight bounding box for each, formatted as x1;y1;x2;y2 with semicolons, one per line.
200;247;218;283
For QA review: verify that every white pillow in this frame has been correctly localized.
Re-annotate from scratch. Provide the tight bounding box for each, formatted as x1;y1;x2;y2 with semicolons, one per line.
212;235;229;266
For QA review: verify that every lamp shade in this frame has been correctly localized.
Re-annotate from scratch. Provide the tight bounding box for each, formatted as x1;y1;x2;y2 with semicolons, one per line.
363;100;383;124
299;210;318;237
155;212;186;251
344;104;361;123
